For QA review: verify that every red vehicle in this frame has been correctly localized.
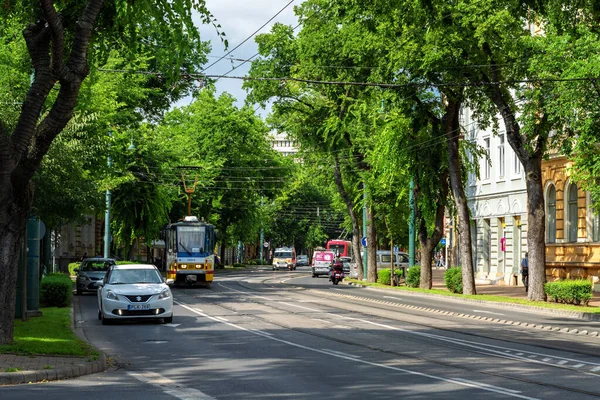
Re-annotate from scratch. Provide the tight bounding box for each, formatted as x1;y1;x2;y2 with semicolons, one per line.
326;240;352;258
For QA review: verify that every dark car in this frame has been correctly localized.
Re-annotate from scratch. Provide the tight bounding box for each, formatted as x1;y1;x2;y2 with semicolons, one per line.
75;258;116;295
296;254;309;267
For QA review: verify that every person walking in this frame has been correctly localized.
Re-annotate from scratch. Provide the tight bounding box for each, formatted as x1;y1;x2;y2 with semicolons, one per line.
520;252;529;292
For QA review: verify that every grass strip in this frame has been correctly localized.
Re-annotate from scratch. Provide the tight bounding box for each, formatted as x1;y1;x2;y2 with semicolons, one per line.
346;279;600;314
0;307;97;357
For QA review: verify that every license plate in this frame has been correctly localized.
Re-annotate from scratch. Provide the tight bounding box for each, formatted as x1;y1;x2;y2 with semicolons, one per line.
186;275;197;282
128;304;150;310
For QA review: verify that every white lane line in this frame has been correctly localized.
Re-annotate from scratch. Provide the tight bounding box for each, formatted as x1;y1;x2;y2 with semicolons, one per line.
543;358;552;362
127;371;215;400
472;310;505;316
250;329;273;336
345;316;600;372
321;349;361;359
452;378;521;394
572;364;585;368
310;318;333;324
165;324;181;328
278;301;321;312
213;316;229;322
591;366;600;372
175;301;539;400
383;296;405;300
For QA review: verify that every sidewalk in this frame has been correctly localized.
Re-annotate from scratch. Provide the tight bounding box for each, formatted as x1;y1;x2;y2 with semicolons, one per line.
430;268;600;307
0;296;106;386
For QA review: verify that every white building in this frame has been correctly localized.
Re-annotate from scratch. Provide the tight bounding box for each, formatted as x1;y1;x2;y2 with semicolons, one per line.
463;109;528;286
269;131;298;157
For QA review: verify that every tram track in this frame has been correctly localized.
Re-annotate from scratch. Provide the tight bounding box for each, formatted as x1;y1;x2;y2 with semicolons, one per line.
174;274;600;398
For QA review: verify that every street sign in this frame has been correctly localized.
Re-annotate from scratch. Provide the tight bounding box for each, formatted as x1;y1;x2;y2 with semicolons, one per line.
440;238;446;246
361;236;367;247
263;241;270;248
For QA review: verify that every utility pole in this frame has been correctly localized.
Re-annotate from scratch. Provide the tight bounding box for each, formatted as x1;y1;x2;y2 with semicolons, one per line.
103;130;112;258
409;179;416;266
362;183;367;279
260;196;264;264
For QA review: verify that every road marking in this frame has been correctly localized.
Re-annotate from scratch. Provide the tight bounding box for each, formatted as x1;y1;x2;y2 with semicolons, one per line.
542;358;552;362
250;329;273;336
176;301;539;400
128;371;215;400
557;360;568;365
383;296;405;300
279;301;321;312
591;366;600;372
165;324;181;328
213;316;229;322
321;349;361;359
473;310;505;316
572;364;585;368
452;378;521;394
310;318;333;324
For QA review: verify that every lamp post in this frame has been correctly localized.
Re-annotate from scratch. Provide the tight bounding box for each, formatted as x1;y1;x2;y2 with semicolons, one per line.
103;130;112;258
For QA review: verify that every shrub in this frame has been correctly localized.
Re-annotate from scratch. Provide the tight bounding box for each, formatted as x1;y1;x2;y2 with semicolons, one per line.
68;262;80;276
545;279;592;306
444;267;463;294
232;263;246;268
40;273;72;307
406;266;420;288
377;268;404;285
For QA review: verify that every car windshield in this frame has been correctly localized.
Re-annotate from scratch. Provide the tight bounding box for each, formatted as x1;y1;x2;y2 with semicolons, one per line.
381;254;396;263
274;251;292;258
80;260;114;272
107;268;163;284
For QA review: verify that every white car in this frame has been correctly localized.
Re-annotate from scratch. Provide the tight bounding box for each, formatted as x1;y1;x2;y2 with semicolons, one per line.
97;264;174;325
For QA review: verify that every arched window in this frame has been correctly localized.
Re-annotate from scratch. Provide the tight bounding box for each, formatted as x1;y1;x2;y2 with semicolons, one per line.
547;185;556;243
568;183;579;242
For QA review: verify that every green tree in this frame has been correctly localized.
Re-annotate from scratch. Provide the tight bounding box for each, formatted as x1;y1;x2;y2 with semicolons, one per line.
0;0;219;344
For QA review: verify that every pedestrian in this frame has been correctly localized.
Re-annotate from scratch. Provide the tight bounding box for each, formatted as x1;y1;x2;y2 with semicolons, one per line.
520;252;529;292
439;254;445;269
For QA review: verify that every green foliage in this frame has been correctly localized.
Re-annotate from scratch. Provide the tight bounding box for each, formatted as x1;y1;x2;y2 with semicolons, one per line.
406;266;421;288
232;263;246;268
545;280;593;306
40;273;72;307
444;267;463;294
376;268;404;285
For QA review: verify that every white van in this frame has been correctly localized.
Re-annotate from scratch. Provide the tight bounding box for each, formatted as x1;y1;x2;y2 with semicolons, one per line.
376;250;409;270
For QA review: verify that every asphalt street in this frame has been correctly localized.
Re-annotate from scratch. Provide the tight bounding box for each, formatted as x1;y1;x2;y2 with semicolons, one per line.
2;267;600;399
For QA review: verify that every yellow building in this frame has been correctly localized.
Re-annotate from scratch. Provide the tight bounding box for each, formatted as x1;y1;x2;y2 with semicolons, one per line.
542;156;600;282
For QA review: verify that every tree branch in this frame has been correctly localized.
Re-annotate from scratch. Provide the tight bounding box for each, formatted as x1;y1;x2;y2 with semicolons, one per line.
40;0;66;77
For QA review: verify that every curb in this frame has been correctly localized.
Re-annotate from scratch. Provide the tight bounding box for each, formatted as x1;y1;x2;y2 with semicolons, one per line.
0;354;106;386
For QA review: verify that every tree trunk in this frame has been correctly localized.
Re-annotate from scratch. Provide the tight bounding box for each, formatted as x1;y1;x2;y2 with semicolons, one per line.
417;171;449;289
444;98;476;295
332;155;363;279
525;158;547;301
366;205;378;282
0;198;29;344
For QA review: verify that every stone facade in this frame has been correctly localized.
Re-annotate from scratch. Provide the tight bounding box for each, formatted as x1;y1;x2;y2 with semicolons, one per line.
542;156;600;282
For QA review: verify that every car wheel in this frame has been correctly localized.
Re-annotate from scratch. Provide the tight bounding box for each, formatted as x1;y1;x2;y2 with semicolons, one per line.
312;274;316;278
97;310;102;320
76;288;82;296
164;315;173;324
101;314;111;325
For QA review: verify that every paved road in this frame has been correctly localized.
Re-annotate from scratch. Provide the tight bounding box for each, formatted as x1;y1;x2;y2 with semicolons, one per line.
3;267;600;399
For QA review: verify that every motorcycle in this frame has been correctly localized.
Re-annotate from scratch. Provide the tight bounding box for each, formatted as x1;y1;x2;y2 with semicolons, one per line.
329;262;345;285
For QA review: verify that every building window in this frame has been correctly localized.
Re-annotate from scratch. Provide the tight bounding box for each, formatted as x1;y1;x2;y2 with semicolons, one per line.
513;152;521;175
568;183;579;242
498;134;505;178
547;185;556;243
593;210;600;242
483;137;490;180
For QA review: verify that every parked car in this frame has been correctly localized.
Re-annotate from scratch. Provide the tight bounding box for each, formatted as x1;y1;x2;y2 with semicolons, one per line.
340;256;354;274
97;264;174;325
75;258;116;295
296;254;309;267
311;250;335;277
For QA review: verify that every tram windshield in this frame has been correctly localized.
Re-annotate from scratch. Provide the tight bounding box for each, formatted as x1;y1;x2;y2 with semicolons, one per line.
177;226;206;255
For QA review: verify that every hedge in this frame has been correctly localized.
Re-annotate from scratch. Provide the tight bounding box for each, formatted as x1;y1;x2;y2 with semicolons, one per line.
377;268;404;285
544;279;593;306
40;273;72;307
406;266;420;288
444;267;463;294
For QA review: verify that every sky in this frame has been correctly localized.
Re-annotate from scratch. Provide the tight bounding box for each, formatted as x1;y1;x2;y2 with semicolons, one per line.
175;0;300;115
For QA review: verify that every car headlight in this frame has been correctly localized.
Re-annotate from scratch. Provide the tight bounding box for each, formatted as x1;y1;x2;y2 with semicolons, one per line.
106;290;120;300
158;288;171;300
79;273;90;281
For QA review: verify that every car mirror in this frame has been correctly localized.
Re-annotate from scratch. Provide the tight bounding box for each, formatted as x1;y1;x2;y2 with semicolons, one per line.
165;278;174;286
96;282;104;287
74;268;80;273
